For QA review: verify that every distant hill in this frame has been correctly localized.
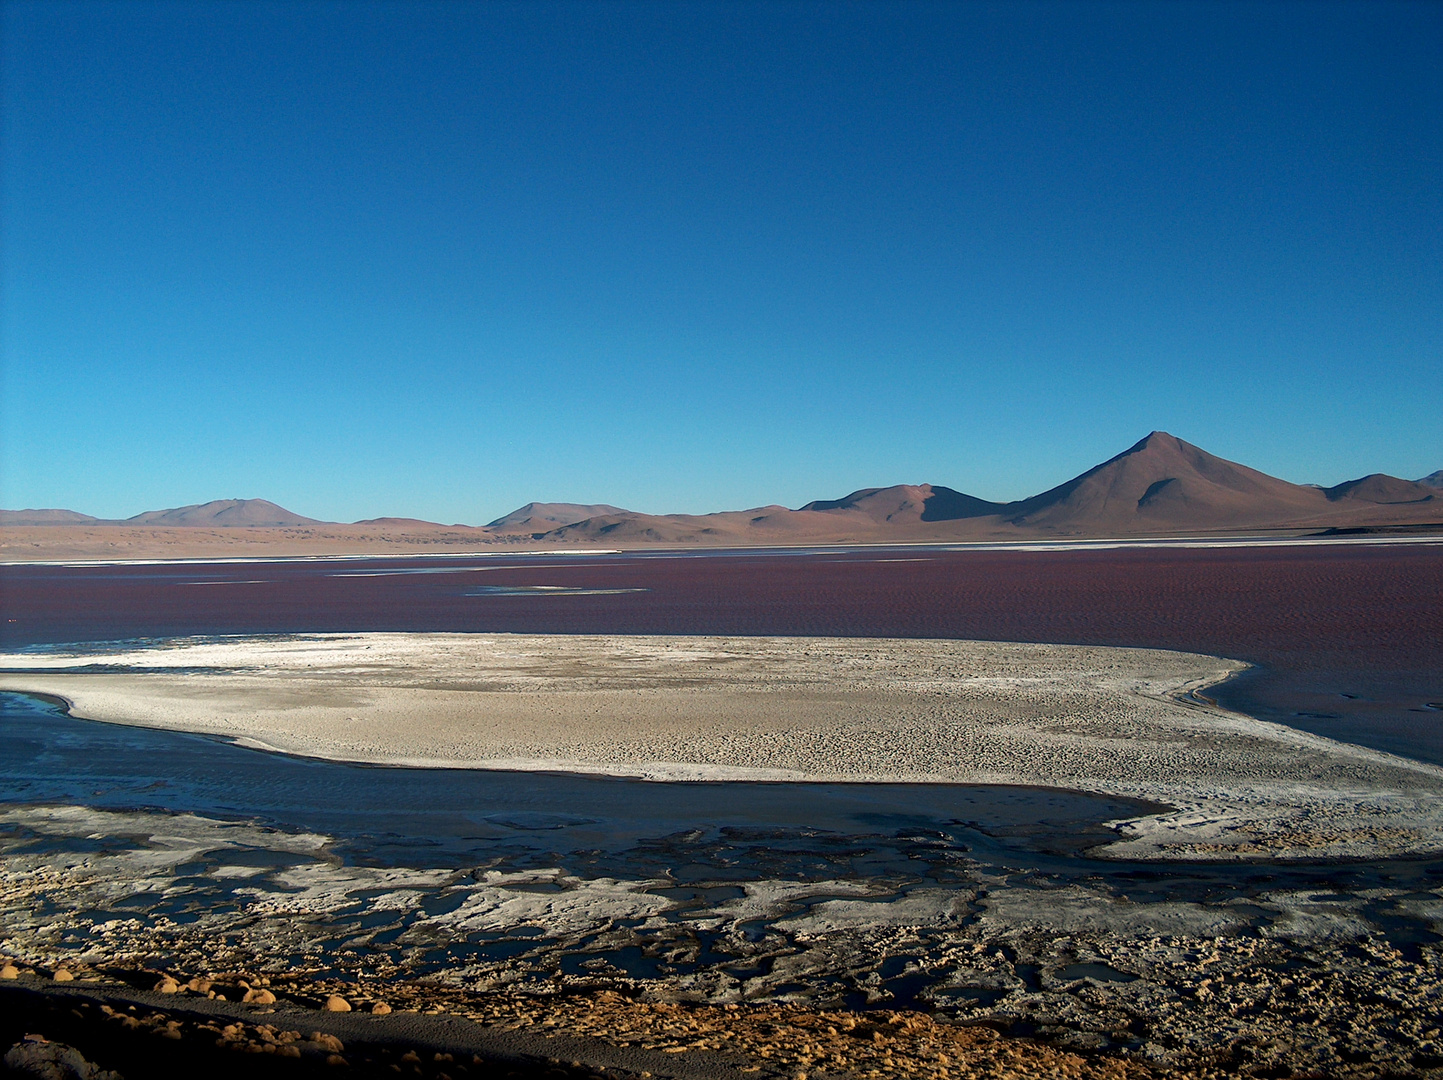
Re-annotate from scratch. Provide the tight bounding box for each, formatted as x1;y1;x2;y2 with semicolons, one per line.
531;432;1443;543
1324;474;1439;505
352;517;458;528
800;484;1004;522
0;509;101;526
124;499;323;527
6;435;1441;550
1002;431;1335;533
487;502;628;532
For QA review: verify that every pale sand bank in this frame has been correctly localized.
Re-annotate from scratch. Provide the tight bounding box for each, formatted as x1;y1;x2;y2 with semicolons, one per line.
4;632;1442;860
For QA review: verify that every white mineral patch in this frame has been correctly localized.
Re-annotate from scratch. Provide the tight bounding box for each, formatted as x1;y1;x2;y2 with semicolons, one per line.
978;884;1247;937
426;876;674;935
780;888;975;935
0;805;329;870
236;864;457;915
6;632;1443;860
692;880;885;930
1392;895;1443;934
1254;891;1379;941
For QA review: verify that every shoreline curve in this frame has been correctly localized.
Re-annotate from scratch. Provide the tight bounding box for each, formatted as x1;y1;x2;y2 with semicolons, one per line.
4;631;1443;861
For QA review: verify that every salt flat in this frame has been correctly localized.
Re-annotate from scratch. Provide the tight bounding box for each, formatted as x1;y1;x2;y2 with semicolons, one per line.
4;632;1441;860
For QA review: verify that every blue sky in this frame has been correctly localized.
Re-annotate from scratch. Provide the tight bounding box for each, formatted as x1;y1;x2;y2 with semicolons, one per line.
3;0;1439;523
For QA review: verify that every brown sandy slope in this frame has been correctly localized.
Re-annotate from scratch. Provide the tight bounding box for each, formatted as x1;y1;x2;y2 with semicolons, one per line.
800;483;1005;522
5;432;1441;559
486;502;628;532
1325;473;1440;504
123;498;321;527
1001;431;1334;533
0;509;101;525
351;516;453;527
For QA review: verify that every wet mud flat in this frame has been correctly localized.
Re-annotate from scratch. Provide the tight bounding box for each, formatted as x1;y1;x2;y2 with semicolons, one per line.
4;696;1443;1079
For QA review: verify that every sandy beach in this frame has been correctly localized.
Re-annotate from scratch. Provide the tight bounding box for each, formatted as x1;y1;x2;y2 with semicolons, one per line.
5;632;1442;861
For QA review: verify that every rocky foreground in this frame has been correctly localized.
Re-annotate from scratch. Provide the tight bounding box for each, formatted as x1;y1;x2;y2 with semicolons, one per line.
0;960;1189;1080
3;799;1442;1080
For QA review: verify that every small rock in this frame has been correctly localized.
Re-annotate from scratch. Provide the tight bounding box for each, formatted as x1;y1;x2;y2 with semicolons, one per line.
154;978;179;994
186;978;212;993
52;969;74;983
243;989;277;1005
322;995;351;1013
370;1002;391;1015
0;964;18;980
310;1033;344;1053
326;1053;348;1067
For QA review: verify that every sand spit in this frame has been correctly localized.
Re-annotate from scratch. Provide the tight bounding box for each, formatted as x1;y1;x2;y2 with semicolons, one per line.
4;632;1442;861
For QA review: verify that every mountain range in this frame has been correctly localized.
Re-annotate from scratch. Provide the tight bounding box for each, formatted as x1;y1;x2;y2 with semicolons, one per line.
5;433;1441;545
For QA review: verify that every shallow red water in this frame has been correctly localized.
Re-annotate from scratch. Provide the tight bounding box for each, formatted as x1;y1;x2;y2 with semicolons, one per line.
3;543;1440;762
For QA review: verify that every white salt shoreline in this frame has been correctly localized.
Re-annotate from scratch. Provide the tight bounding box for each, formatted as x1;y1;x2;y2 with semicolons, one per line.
5;531;1442;567
4;631;1443;861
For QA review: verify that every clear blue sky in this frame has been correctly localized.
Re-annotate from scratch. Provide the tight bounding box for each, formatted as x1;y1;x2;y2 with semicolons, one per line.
3;1;1439;523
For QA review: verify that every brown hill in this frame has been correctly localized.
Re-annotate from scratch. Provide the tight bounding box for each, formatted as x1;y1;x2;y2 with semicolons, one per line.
800;484;1004;523
351;517;461;528
487;502;628;532
0;509;101;526
1001;431;1329;533
1326;474;1439;505
1418;471;1443;490
124;499;323;527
